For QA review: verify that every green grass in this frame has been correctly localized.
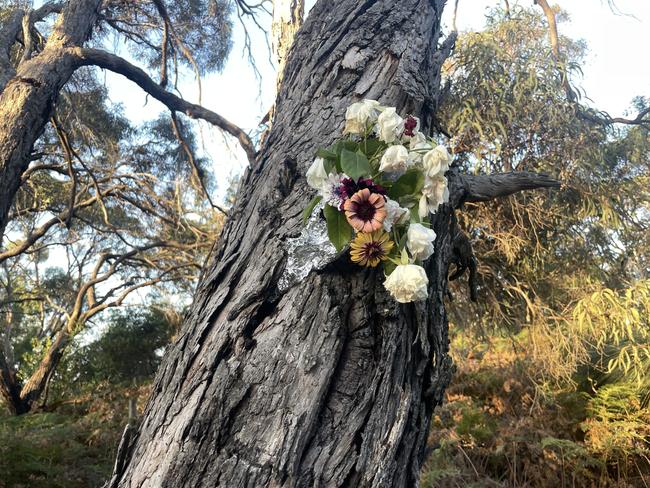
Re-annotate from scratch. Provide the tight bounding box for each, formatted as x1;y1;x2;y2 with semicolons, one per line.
0;386;135;488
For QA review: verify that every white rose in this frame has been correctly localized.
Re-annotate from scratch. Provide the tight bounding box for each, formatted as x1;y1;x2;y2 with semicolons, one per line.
422;145;452;178
408;132;433;163
379;145;410;174
384;264;429;303
383;197;409;232
306;157;329;190
418;175;449;218
344;99;381;135
409;131;427;149
376;107;404;143
407;223;437;261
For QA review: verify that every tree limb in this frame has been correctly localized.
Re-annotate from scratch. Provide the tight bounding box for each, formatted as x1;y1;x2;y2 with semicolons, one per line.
606;106;650;126
32;1;65;22
458;171;560;205
71;47;257;163
534;0;649;126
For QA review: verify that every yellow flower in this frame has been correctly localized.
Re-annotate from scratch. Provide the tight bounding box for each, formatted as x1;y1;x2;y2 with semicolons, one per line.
350;230;394;267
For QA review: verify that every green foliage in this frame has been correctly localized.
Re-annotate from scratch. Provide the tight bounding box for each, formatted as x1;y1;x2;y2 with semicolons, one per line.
441;6;649;331
433;7;650;485
324;204;353;252
63;307;176;386
583;384;650;462
387;170;425;199
339;148;371;180
0;384;143;488
302;195;322;224
454;404;497;445
0;413;115;488
102;0;234;75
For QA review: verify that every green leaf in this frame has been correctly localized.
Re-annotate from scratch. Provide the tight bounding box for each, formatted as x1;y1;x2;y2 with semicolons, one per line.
316;148;337;160
388;170;425;199
361;139;387;158
323;158;337;174
332;140;359;156
383;259;396;276
302;195;322;224
340;149;371;180
324;204;353;252
409;206;421;223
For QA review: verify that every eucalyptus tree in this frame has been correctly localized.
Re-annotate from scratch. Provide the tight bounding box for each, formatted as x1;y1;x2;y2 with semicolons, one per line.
108;1;559;487
0;82;223;414
0;0;259;240
439;7;649;332
0;0;267;415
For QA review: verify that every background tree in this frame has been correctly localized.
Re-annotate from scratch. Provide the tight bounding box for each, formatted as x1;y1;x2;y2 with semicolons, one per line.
420;6;650;484
0;0;273;415
109;1;558;487
0;0;257;240
0;67;227;414
439;6;649;327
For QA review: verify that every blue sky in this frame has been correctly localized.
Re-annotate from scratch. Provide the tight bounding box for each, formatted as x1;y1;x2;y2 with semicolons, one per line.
103;0;649;204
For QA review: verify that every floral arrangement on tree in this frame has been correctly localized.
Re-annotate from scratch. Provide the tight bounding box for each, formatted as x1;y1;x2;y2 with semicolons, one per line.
303;99;452;303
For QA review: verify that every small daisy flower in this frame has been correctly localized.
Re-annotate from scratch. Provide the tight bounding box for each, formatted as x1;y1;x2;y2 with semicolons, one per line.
350;230;394;267
320;173;348;209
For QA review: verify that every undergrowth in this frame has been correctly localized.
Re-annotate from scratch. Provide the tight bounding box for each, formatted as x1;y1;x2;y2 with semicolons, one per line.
421;333;650;487
0;384;148;488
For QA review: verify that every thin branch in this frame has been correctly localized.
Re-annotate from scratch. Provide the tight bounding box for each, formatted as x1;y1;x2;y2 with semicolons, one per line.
534;0;577;102
606;106;650;126
20;12;34;63
72;47;257;163
169;112;227;214
50;116;77;228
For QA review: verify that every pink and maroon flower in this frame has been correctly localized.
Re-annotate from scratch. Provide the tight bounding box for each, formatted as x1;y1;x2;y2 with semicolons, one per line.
343;188;387;233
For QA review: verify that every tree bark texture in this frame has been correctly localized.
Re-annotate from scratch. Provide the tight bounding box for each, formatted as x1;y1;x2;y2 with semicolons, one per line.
113;1;457;487
272;0;304;86
0;0;101;238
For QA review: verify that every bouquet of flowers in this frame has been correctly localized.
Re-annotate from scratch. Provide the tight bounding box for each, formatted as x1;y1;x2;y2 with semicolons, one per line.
303;99;452;303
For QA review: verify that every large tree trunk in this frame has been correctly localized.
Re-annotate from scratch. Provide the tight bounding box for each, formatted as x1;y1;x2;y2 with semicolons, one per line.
111;0;560;485
0;0;101;238
112;1;457;486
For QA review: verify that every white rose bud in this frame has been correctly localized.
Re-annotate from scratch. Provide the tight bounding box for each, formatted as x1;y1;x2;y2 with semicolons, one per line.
344;99;381;135
306;157;329;190
379;145;410;174
383;197;409;232
377;107;405;143
407;223;437;261
384;264;429;303
418;175;449;218
422;145;452;178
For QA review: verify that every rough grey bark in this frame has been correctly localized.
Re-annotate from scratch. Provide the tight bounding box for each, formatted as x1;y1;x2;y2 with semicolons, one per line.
110;1;558;486
113;1;456;487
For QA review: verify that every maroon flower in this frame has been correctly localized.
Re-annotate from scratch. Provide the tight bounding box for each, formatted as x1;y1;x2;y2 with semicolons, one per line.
403;115;418;137
340;177;386;203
